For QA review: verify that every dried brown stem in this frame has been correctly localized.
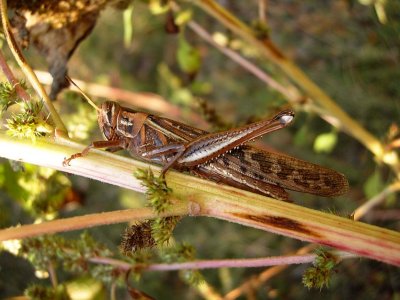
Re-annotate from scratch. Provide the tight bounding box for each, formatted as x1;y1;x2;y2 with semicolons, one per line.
353;181;400;221
35;70;208;127
0;50;30;102
90;251;354;271
194;0;399;173
171;2;300;103
0;0;68;134
0;208;182;241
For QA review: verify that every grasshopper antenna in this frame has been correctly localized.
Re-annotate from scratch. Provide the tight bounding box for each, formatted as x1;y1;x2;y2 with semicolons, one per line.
65;76;101;112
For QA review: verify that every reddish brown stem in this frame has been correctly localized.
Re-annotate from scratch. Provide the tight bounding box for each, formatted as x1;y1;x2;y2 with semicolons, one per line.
0;50;30;102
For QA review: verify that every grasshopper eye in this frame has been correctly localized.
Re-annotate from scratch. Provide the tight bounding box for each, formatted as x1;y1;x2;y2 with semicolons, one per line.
275;110;294;126
273;110;294;126
279;114;294;125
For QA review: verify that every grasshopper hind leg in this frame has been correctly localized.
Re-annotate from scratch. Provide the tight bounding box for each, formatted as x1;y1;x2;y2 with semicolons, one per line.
193;162;289;201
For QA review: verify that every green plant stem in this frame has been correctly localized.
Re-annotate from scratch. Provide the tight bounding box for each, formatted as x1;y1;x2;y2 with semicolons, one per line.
0;208;182;241
224;244;315;299
0;0;68;135
353;181;400;221
90;251;355;271
194;0;399;172
0;133;399;266
170;2;299;102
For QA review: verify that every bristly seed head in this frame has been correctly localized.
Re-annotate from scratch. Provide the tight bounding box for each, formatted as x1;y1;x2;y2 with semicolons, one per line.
120;221;155;255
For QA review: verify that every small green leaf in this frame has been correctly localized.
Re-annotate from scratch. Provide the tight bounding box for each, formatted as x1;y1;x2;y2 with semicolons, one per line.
66;277;105;300
294;125;309;147
177;36;201;74
363;169;384;199
25;284;71;300
149;0;169;15
313;131;338;153
175;9;193;26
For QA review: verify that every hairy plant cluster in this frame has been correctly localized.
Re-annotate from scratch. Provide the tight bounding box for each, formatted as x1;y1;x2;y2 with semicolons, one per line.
134;168;173;214
0;81;26;111
302;248;338;290
20;233;113;275
4;98;52;141
125;168;202;285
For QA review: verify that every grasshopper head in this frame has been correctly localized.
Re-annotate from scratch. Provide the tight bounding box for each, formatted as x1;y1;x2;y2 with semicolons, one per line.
99;101;121;140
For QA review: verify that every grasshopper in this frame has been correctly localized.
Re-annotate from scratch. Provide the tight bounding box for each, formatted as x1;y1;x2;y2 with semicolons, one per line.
63;80;348;201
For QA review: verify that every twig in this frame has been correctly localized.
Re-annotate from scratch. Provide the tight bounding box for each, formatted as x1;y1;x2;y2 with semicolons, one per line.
89;251;355;271
0;208;185;241
224;244;316;299
363;209;400;221
0;0;68;134
34;70;208;127
194;0;399;173
188;20;299;101
171;2;300;103
196;282;222;300
48;262;58;287
353;181;400;221
258;0;267;23
0;50;30;102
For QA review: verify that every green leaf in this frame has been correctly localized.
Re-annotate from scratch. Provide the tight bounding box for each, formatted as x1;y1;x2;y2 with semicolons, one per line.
66;277;105;300
313;131;338;153
149;0;169;15
0;162;71;217
294;125;310;147
25;284;71;300
123;4;134;48
175;9;193;26
177;36;201;74
363;169;384;199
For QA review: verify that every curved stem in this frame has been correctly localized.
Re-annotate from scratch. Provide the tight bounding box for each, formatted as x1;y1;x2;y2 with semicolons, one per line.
0;208;188;241
171;2;299;102
0;50;30;102
225;244;315;299
194;0;399;173
0;0;68;135
89;251;355;271
353;181;400;221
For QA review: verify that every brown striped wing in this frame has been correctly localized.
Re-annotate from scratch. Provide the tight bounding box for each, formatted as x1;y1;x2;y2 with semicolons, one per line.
217;146;349;197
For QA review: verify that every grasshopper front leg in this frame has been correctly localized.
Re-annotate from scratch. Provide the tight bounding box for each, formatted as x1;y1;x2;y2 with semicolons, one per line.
63;139;125;166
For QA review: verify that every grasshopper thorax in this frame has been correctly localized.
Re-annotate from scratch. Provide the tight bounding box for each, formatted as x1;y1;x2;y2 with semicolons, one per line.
99;101;122;141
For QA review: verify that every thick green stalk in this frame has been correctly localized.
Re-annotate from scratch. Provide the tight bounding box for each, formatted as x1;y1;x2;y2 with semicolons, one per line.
0;132;399;266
